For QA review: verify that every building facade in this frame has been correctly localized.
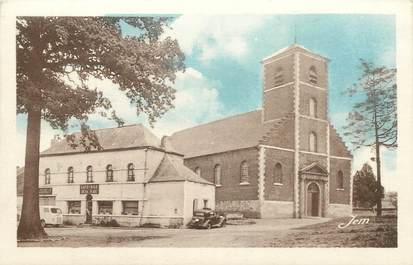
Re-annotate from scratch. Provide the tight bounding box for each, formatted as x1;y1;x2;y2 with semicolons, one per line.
35;125;215;227
169;44;353;218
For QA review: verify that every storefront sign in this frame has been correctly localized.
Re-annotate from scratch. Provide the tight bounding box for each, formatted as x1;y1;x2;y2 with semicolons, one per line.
39;187;52;195
80;184;99;194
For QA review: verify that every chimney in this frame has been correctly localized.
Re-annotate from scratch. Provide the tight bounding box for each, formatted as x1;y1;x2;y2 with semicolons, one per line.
51;134;61;146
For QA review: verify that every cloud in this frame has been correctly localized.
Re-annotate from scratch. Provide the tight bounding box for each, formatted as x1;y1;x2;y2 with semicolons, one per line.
166;15;267;61
16;67;229;166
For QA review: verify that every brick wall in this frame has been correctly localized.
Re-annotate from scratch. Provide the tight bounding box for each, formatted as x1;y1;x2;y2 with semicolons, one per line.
299;84;327;119
262;116;295;149
299;117;328;154
263;54;294;89
183;147;259;201
298;53;328;88
263;148;294;201
329;158;351;204
263;85;294;121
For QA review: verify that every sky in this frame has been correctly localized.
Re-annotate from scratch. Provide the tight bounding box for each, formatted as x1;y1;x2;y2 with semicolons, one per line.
16;14;397;191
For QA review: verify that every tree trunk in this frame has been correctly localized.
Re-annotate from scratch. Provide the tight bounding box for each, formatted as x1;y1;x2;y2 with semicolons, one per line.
17;108;48;239
373;94;382;217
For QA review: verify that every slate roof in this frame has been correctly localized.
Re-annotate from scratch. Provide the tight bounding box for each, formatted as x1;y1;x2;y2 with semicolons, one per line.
261;44;329;62
168;110;264;158
41;124;177;156
16;167;24;196
149;154;213;185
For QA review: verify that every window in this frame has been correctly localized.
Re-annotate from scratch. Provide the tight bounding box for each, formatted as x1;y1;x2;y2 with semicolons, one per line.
67;201;81;214
309;132;317;152
274;163;283;184
67;167;74;183
98;201;113;215
240;161;249;184
309;97;317;117
106;164;113;182
44;168;51;184
214;164;221;186
274;67;284;86
193;199;198;213
122;201;139;215
337;170;344;190
203;199;209;209
86;166;93;183
127;163;135;181
309;65;318;84
195;167;201;177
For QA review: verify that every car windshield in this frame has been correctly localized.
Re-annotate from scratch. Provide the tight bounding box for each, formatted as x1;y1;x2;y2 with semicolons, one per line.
194;212;205;217
50;208;62;214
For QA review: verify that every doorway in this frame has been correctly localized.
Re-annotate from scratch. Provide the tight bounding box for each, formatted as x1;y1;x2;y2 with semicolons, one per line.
306;182;320;217
86;194;93;224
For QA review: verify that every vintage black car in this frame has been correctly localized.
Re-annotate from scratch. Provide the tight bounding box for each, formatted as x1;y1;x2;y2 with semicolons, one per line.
187;208;226;229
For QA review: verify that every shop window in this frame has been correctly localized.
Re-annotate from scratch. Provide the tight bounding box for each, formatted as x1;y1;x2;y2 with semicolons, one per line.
98;201;113;215
273;163;283;184
44;168;51;184
127;163;135;181
67;201;81;214
106;164;113;182
67;167;74;183
274;67;284;86
309;65;318;84
195;167;201;177
86;165;93;183
214;164;221;186
309;132;317;152
122;201;139;215
240;161;249;184
309;97;317;117
337;170;344;189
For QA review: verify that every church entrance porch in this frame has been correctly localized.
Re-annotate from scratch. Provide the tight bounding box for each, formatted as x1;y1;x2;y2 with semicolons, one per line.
298;162;329;218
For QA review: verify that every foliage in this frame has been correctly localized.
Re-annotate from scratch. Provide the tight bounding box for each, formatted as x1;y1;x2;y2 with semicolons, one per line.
17;16;185;144
343;59;397;149
353;163;382;208
16;16;185;239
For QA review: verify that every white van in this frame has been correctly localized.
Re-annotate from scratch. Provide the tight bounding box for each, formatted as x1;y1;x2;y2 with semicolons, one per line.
40;206;63;227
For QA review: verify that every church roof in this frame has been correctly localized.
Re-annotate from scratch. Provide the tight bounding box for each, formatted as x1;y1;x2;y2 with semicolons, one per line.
149;154;213;185
41;124;177;156
168;110;264;158
261;44;329;63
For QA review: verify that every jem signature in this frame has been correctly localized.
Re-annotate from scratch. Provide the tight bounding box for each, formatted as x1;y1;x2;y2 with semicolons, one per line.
338;215;370;229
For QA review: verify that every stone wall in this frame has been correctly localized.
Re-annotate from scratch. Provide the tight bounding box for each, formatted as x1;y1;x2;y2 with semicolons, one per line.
260;200;294;218
215;200;260;218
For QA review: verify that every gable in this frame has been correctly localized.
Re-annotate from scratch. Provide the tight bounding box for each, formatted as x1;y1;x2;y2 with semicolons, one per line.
300;162;328;175
329;125;352;158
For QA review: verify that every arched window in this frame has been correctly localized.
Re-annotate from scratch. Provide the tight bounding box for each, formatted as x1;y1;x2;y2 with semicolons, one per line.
45;168;51;184
127;163;135;181
240;161;249;184
309;132;317;152
274;67;284;86
309;97;317;117
337;170;344;189
106;164;113;182
214;164;221;186
195;167;201;177
309;65;318;84
86;166;93;183
273;163;283;184
67;167;74;183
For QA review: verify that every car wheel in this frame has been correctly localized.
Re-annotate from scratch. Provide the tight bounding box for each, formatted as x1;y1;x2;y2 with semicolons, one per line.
40;219;46;228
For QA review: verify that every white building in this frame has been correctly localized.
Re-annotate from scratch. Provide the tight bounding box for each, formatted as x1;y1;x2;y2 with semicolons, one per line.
32;124;214;227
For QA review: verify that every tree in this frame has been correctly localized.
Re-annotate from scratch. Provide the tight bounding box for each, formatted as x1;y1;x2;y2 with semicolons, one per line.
352;163;381;208
344;59;396;216
16;17;185;239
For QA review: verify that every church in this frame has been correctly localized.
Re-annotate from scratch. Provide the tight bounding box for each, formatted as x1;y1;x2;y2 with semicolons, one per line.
167;44;353;218
22;44;352;227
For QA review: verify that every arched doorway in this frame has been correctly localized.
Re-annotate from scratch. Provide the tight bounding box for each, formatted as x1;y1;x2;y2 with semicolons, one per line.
306;182;320;216
86;194;93;224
